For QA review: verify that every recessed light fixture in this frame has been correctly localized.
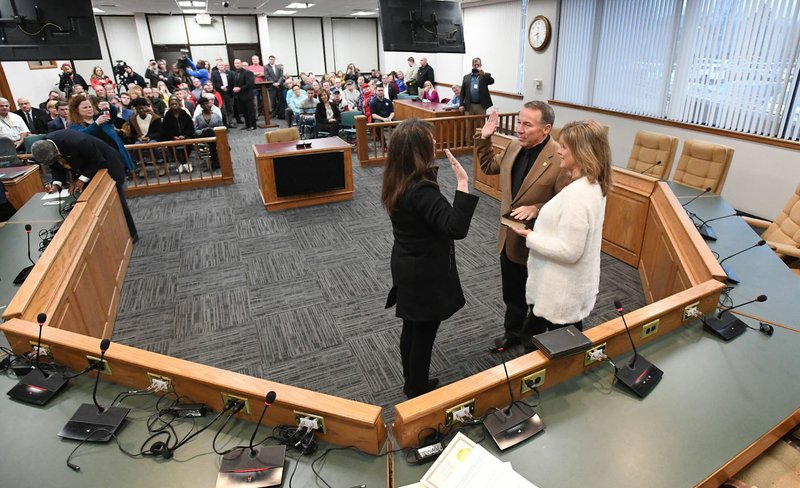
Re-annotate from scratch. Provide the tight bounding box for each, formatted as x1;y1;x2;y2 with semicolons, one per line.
286;2;314;8
273;10;297;14
183;8;206;13
192;1;206;6
178;1;192;6
92;7;105;13
352;11;376;16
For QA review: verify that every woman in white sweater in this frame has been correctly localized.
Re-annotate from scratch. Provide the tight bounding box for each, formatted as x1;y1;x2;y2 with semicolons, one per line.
510;119;612;344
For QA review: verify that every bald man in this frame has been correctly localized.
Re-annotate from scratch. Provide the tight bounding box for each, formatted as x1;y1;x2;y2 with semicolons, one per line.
0;98;29;150
15;98;47;134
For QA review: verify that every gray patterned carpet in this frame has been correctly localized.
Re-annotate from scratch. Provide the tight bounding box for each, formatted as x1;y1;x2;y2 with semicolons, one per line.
114;121;645;420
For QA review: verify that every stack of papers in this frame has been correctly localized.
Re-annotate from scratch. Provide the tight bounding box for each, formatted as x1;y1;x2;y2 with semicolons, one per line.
41;189;71;201
402;432;538;488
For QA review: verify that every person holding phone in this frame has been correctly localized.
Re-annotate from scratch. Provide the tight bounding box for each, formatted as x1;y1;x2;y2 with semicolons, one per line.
67;94;134;172
383;118;479;398
459;57;494;115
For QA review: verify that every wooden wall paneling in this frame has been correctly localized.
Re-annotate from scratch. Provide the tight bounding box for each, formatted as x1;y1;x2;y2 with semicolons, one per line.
1;319;388;454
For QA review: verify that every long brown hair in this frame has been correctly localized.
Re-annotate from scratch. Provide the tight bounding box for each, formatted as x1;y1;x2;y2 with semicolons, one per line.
381;118;436;215
67;94;96;125
559;120;613;195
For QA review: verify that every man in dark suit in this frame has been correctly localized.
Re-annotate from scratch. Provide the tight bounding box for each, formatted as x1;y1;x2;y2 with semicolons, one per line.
264;55;284;118
47;102;69;133
31;130;138;242
15;97;47;134
475;101;572;349
210;60;237;127
233;58;256;131
459;57;494;115
416;57;435;90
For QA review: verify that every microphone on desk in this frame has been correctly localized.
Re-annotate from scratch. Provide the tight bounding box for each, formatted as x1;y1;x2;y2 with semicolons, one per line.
13;224;36;284
693;212;739;241
718;240;767;284
6;312;69;406
682;187;713;221
482;339;544;450
249;390;276;455
58;338;130;443
91;339;112;413
703;295;767;340
611;300;663;398
217;390;287;487
636;160;661;176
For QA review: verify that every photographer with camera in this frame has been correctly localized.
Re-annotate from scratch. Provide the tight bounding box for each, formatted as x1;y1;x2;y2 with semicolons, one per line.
58;64;88;97
180;54;210;87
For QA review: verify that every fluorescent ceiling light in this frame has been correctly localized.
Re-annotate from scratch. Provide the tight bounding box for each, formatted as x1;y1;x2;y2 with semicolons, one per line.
286;2;314;8
352;11;376;16
192;1;206;6
178;1;192;6
93;7;105;13
273;10;297;14
183;8;206;13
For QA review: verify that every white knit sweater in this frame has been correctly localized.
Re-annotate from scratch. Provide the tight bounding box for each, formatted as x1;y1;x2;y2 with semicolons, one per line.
524;176;606;324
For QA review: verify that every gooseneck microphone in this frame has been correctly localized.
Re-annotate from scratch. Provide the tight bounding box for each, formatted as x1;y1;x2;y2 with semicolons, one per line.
718;240;766;284
682;187;713;209
13;224;36;284
481;339;544;450
92;339;112;413
693;212;739;241
7;312;69;406
704;295;768;340
58;338;130;443
611;300;663;398
249;391;277;455
34;312;47;373
716;295;767;319
636;160;661;176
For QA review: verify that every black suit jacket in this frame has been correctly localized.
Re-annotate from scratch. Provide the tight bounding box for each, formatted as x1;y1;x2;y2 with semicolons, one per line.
315;101;341;125
45;130;126;187
15;108;47;134
416;65;435;88
47;118;67;133
210;69;236;94
235;69;255;98
460;71;495;109
386;181;479;321
265;63;283;84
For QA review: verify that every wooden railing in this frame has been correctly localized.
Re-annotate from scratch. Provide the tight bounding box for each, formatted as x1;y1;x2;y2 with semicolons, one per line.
354;112;518;166
125;126;234;196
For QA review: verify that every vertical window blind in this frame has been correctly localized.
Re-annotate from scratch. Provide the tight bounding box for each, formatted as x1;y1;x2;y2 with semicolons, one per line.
555;0;800;141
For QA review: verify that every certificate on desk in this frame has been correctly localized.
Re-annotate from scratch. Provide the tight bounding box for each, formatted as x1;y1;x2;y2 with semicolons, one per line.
417;433;538;488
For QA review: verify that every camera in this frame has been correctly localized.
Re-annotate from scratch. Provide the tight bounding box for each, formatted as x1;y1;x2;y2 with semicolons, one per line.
222;1;230;7
113;60;128;77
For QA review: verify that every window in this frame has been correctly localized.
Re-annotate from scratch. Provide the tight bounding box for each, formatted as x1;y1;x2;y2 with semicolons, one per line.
28;60;57;70
555;0;800;141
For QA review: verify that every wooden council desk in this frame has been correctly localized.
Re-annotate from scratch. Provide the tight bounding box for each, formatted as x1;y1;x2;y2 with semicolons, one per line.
1;165;44;209
394;99;459;120
252;137;354;211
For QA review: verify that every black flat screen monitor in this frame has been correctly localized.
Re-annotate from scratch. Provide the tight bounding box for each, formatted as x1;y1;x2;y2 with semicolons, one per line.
273;152;346;198
0;0;101;61
379;0;465;53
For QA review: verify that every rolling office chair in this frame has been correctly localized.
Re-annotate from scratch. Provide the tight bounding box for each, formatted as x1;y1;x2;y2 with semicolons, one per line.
338;110;362;144
626;130;678;179
672;139;734;194
265;128;300;144
742;183;800;277
0;136;20;168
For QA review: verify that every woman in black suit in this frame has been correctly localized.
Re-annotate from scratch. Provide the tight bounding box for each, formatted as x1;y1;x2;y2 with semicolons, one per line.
314;89;341;137
382;118;479;398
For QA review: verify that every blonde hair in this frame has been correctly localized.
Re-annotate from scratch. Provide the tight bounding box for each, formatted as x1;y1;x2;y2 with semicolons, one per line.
558;120;613;196
423;81;434;91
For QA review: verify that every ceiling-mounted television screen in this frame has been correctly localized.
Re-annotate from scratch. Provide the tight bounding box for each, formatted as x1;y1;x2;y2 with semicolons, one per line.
379;0;465;53
0;0;101;61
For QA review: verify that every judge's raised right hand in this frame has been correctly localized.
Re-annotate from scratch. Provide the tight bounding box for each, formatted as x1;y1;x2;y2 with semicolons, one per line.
480;110;499;139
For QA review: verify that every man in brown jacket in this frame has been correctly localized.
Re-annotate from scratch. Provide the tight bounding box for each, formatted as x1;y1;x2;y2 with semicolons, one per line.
475;101;572;348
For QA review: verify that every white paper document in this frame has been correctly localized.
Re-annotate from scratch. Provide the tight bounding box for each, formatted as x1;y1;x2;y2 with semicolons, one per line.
419;432;538;488
41;189;71;200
